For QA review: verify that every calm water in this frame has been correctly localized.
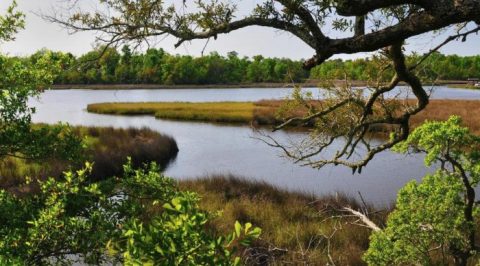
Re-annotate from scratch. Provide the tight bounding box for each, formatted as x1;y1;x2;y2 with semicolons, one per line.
30;86;480;206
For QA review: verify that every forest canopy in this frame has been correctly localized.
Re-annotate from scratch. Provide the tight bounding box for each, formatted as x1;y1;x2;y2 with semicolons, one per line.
13;48;480;86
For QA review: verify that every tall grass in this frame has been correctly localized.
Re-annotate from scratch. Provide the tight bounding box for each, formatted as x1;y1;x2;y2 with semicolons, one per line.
180;175;480;265
83;127;178;180
88;102;260;124
88;100;480;134
180;176;384;265
410;99;480;134
0;126;178;192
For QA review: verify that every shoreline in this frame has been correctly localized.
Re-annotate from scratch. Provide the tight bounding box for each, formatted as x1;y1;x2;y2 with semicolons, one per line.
52;80;471;90
52;83;319;90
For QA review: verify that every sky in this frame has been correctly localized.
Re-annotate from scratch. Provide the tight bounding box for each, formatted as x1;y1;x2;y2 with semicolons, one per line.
1;0;479;60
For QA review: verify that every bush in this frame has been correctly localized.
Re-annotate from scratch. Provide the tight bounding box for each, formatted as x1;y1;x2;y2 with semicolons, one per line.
364;116;480;265
0;160;260;265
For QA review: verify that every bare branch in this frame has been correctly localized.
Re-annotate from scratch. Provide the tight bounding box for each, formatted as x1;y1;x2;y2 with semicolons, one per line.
343;207;381;232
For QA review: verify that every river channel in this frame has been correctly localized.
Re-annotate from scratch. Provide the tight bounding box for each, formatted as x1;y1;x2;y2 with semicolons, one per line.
30;86;480;206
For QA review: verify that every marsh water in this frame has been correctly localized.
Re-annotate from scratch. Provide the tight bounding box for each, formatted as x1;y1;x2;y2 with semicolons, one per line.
30;86;480;206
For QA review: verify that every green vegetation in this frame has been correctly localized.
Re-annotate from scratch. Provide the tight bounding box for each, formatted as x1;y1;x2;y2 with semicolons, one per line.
88;102;261;124
0;126;179;190
180;176;376;265
8;47;479;87
0;160;260;264
365;116;480;265
1;43;82;164
45;47;309;85
310;52;480;82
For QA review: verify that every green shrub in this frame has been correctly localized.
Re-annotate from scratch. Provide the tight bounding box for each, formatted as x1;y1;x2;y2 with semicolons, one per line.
0;160;260;265
364;116;480;265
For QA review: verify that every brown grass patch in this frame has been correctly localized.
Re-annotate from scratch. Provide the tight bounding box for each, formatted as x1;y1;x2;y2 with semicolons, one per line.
411;100;480;134
0;127;178;192
88;100;480;135
180;176;384;265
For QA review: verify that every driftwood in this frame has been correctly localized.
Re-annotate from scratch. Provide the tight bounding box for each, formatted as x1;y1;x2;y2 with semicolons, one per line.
343;207;381;232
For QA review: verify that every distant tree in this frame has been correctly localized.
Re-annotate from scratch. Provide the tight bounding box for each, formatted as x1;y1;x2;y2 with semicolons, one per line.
121;45;132;64
246;55;265;82
98;47;120;83
49;0;480;171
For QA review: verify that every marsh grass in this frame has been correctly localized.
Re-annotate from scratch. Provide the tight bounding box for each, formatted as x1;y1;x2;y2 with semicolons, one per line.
447;84;479;90
180;176;384;265
88;100;480;135
83;127;178;180
0;126;178;192
411;100;480;134
88;102;260;123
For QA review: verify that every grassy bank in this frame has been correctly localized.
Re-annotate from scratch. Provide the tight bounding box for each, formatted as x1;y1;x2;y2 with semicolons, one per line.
88;99;480;134
88;102;270;124
447;84;480;90
411;100;480;134
180;175;480;265
0;126;178;192
179;176;380;265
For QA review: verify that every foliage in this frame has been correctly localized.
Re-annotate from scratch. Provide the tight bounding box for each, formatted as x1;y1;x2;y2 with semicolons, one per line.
0;160;260;265
0;0;24;42
364;116;480;265
0;163;115;264
16;47;480;87
310;52;480;82
393;115;480;170
49;46;309;85
115;196;261;265
364;171;469;265
0;3;82;163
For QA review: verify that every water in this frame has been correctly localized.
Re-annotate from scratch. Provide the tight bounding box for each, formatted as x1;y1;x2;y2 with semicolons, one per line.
30;86;480;206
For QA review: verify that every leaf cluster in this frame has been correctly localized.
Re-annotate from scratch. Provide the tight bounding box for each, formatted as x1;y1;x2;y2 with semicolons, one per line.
365;116;480;265
0;160;261;265
0;1;24;42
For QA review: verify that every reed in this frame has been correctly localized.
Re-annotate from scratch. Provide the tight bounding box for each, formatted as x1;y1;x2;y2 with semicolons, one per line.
411;99;480;134
89;99;480;134
88;102;259;123
0;126;178;192
179;176;382;265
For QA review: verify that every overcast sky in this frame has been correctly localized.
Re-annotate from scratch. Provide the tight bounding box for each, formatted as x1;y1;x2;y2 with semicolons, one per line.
1;0;479;60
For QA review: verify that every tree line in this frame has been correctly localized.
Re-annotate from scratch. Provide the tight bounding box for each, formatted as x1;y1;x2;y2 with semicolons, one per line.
31;46;309;85
19;48;480;86
310;52;480;82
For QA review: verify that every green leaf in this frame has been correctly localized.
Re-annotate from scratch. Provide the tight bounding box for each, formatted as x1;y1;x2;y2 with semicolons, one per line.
234;221;242;237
